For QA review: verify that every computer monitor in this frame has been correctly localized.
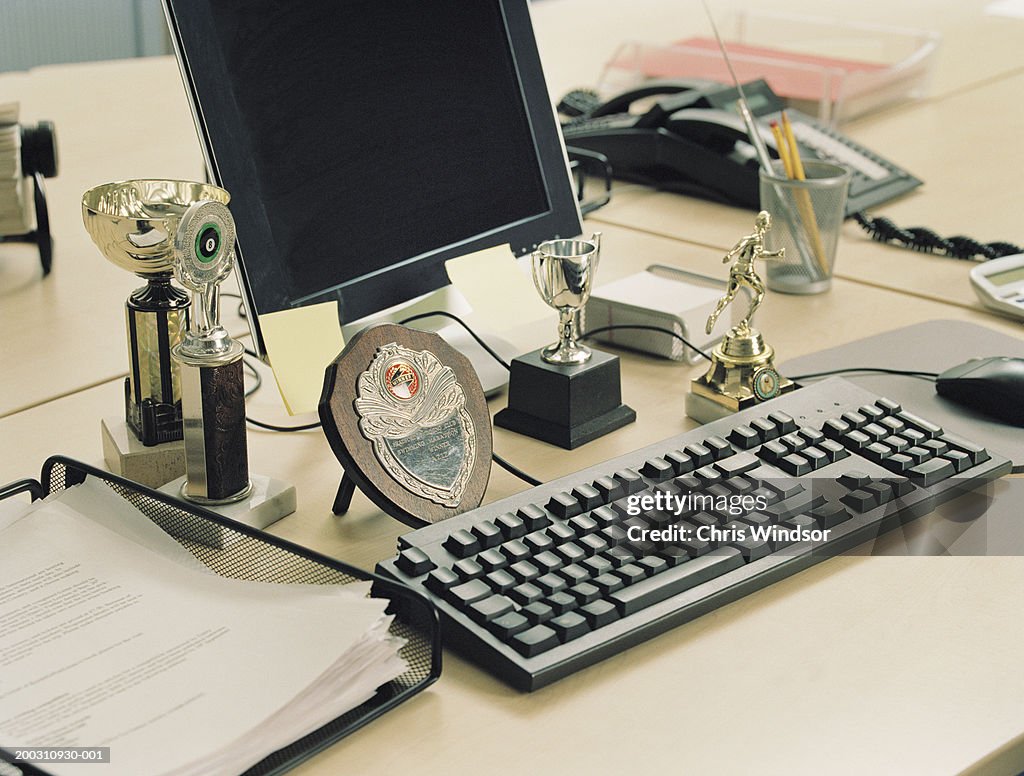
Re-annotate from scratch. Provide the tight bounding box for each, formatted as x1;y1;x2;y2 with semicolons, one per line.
163;0;582;361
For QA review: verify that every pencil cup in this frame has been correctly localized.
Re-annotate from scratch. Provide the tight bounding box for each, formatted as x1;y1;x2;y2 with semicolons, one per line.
759;160;851;294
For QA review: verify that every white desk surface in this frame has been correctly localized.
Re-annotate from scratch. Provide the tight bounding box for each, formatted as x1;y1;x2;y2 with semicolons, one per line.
2;2;1024;773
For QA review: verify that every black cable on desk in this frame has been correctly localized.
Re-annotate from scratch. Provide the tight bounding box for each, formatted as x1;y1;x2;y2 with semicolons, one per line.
790;366;939;382
581;324;713;362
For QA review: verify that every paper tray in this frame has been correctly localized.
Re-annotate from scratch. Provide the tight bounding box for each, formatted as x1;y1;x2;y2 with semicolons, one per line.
599;11;940;125
0;456;442;776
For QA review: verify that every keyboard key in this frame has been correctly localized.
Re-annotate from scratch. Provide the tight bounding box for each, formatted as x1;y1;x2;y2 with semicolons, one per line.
535;573;568;596
862;423;888;442
942;433;990;466
580;533;610;555
572;484;603;510
547;492;582;519
704;436;733;460
532;551;563;574
613;469;645;494
943;450;972;473
592;475;624;502
448;578;492;607
751;417;779;441
665;450;696;475
882;435;909;453
590;505;619;528
511;624;559;656
823;418;850;439
547;522;576;543
592;572;625;596
729;425;760;449
875;397;901;414
508;561;541;584
510;582;543;606
766;492;824;522
500;539;531;563
517;503;551;531
904;446;932;465
478;548;508;572
768;411;797;433
396;547;435;576
838;471;871;490
523;531;555;554
818;439;849;462
641;457;675;480
898;412;942;439
452;558;484;581
637;556;669;577
715;451;760;477
580;599;620;628
522;601;555;625
864;482;896;506
488;611;530;640
841;489;878;513
546;590;577;615
841;410;868;428
549;611;590;642
859;404;886;422
778;453;812;476
884;453;914;473
842;430;871;451
557;563;590;587
808;502;851;530
485;569;517;593
907;457;956;487
569;582;601;605
804;447;829;470
425;567;459;594
444;528;480;558
798;427;825;445
583;555;614;577
567;515;599;536
684;443;714;467
472;520;502;549
779;432;808;452
757;440;788;464
609;548;744;616
614;563;647;586
495;512;527;539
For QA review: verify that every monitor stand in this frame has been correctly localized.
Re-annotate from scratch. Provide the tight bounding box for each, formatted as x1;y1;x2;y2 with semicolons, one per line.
340;285;517;397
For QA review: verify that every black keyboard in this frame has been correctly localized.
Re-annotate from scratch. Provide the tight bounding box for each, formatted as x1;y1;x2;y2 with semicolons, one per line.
377;379;1010;691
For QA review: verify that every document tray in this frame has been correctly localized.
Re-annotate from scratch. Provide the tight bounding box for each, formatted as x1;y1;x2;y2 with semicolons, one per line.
0;456;442;776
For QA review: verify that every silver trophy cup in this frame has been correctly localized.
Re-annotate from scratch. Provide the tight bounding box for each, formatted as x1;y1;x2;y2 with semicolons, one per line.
532;232;602;366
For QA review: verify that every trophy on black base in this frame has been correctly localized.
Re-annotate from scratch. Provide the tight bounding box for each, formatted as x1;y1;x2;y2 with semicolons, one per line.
687;211;795;424
494;233;635;449
159;200;294;532
83;180;231;486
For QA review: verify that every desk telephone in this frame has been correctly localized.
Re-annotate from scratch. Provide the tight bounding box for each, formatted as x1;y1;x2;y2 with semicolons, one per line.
560;79;921;215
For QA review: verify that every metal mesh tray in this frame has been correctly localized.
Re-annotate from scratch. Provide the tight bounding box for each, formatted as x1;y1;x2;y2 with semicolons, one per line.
0;456;441;776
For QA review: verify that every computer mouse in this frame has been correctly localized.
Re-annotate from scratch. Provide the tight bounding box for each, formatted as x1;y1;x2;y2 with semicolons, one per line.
935;356;1024;426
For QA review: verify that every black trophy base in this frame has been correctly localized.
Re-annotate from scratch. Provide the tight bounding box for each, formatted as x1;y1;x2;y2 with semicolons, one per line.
494;348;636;449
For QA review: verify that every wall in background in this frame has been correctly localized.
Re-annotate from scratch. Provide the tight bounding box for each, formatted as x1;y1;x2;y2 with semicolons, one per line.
0;0;170;73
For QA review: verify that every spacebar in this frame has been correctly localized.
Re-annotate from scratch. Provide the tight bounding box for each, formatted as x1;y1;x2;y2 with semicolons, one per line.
610;548;744;616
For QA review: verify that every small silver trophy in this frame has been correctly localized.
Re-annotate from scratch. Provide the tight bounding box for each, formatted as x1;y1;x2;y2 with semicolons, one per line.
532;233;601;365
495;231;635;449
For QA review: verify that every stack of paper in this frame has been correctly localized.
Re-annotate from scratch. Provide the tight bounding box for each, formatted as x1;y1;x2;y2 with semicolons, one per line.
0;102;30;236
0;480;408;776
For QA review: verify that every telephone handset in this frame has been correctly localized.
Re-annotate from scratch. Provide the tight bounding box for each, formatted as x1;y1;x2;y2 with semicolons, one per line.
560;79;921;215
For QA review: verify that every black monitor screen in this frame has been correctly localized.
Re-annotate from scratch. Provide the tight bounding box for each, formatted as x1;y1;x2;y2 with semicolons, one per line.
166;0;581;339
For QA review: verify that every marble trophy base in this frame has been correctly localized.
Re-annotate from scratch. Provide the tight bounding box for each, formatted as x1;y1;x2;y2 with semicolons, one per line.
686;327;794;425
494;348;636;449
101;416;185;488
158;473;296;545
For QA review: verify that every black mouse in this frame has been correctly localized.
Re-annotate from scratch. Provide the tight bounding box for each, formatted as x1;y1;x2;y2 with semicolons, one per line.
935;357;1024;426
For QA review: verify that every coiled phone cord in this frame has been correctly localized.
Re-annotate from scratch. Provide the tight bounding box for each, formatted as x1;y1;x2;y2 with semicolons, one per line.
852;212;1023;261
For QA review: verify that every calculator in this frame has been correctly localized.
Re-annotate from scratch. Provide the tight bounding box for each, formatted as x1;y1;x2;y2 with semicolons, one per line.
969;254;1024;320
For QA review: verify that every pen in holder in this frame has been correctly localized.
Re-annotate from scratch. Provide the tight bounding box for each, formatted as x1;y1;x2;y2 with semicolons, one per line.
759;160;851;294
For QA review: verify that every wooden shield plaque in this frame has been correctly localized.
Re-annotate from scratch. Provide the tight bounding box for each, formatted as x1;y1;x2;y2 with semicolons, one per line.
319;323;492;527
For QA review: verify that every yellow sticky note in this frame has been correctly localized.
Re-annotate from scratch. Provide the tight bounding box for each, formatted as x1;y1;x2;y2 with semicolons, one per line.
260;302;345;415
444;244;550;333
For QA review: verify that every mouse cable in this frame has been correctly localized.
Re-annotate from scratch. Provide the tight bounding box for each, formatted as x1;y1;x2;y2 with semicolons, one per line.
852;212;1022;261
789;366;938;382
